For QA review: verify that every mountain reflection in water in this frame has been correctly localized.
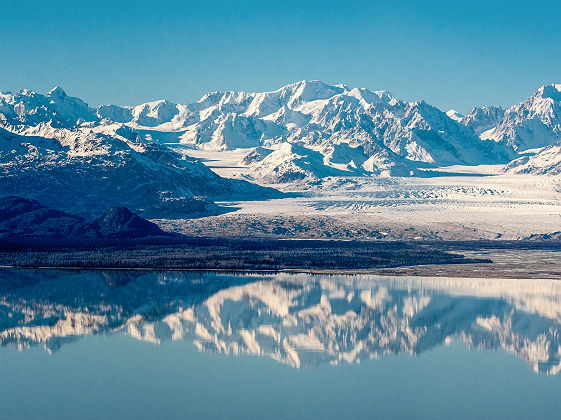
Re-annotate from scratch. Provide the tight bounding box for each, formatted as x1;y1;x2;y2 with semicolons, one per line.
0;269;560;374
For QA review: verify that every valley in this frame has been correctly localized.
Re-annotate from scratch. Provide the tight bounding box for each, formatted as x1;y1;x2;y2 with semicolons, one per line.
159;155;561;241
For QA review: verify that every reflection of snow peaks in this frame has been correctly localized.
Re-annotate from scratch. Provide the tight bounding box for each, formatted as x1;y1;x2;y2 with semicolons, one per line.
1;312;108;352
1;270;561;374
125;275;561;373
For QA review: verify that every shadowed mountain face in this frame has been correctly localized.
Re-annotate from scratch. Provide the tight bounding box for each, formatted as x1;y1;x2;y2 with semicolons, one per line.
0;126;278;217
1;270;561;375
95;206;168;238
0;196;173;240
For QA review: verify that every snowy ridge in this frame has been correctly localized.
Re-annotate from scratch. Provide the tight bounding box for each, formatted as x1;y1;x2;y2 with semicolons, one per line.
460;106;505;135
446;109;464;122
462;84;561;151
503;141;561;175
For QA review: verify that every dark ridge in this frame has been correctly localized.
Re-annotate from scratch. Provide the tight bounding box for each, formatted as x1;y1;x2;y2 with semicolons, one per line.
0;196;176;241
96;206;170;238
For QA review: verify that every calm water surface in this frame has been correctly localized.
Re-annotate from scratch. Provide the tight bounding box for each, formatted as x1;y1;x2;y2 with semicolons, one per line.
1;268;560;419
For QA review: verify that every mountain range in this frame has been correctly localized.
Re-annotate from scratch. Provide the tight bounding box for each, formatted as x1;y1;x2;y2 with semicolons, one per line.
1;81;560;218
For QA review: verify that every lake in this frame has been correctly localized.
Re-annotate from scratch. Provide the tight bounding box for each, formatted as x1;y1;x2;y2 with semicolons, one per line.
1;268;560;419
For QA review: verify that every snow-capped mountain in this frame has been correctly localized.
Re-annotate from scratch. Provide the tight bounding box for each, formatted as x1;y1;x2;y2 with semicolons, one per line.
0;125;274;217
3;81;561;187
462;84;561;151
0;82;517;179
0;86;96;128
446;109;464;122
174;81;515;168
242;141;419;182
460;106;505;135
503;141;561;175
3;270;561;374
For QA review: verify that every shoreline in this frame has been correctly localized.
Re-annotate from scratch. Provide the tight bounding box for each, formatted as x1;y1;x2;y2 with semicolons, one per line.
1;239;560;280
1;260;560;280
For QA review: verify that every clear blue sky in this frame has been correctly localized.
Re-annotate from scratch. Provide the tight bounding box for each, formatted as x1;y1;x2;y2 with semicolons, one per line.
1;0;560;113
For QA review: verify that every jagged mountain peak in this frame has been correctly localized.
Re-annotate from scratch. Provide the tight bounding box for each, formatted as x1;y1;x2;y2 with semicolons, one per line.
446;109;464;121
48;86;67;97
460;105;505;136
286;79;347;100
473;82;561;151
0;85;94;128
18;88;37;97
347;87;397;106
195;80;355;103
536;83;561;101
